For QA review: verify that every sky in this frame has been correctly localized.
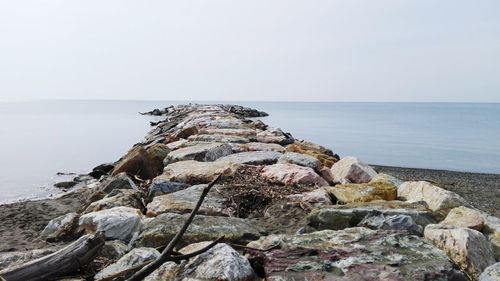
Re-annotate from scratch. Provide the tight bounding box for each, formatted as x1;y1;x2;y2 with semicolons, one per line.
0;0;499;102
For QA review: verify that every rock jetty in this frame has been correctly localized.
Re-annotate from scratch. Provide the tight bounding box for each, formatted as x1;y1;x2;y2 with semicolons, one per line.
1;103;499;281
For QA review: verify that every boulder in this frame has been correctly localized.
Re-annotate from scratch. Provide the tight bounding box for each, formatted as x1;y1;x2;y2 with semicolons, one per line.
94;247;160;281
98;172;137;194
398;181;469;220
146;143;171;173
260;163;329;186
442;206;485;231
247;228;467;280
233;142;286;153
41;212;79;241
424;224;496;280
187;134;250;143
216;151;282;165
358;213;423;235
256;128;294;145
286;142;339;168
78;206;144;242
479;211;500;261
307;201;436;231
83;189;143;214
134;213;262;248
89;163;115;179
319;167;335;185
161;160;240;184
326;174;398;203
146;184;228;217
147;177;190;201
278;152;322;171
330;156;377;184
112;146;158;179
165;138;189;150
480;262;500;281
164;142;233;164
145;242;255;281
98;240;130;261
286;188;333;205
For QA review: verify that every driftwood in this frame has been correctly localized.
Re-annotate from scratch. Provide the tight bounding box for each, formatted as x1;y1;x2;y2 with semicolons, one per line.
125;175;223;281
0;233;105;281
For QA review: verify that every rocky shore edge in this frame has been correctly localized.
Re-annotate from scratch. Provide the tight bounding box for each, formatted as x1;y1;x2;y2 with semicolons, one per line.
0;104;499;280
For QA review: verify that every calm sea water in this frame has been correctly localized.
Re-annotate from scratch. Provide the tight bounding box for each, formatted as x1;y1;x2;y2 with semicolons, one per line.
1;100;499;202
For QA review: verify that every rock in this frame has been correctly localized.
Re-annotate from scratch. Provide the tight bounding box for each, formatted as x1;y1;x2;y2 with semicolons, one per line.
216;151;282;165
247;228;467;280
398;181;469;220
83;189;143;214
330;156;377;184
98;240;130;260
198;128;258;139
94;247;160;281
164;142;233;164
162;160;240;184
78;206;144;242
134;213;262;248
278;152;322;171
307;201;436;231
165;138;188;150
256;128;294;145
479;211;500;261
260;163;329;186
319;166;335;185
54;181;77;189
220;104;268;117
442;206;485;231
89;163;115;179
146;184;228;217
232;142;286;153
145;242;255;281
147;177;190;200
173;125;198;140
0;248;58;270
41;212;79;241
99;172;137;194
480;262;500;281
188;134;250;143
112;146;158;180
286;142;339;168
146;143;171;173
358;213;424;235
326;174;398;203
286;188;333;205
424;224;496;280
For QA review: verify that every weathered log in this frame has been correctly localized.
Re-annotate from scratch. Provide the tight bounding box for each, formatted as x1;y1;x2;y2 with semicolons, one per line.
0;233;105;281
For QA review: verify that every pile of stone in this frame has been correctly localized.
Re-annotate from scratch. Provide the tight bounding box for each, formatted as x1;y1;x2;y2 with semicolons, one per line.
2;104;499;281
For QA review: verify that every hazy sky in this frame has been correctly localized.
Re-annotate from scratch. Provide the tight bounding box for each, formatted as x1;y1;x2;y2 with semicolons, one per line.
1;1;499;102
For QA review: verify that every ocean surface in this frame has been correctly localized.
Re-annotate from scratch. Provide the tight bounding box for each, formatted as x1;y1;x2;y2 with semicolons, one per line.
1;100;499;203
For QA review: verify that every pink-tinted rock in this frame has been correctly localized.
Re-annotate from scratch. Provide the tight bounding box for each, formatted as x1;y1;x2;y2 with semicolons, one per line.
260;163;328;186
330;156;377;184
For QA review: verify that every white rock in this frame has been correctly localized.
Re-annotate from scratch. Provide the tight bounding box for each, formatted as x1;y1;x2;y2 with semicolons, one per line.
41;212;79;238
95;247;160;280
78;206;143;242
480;262;500;281
261;163;329;186
398;181;468;220
330;156;377;184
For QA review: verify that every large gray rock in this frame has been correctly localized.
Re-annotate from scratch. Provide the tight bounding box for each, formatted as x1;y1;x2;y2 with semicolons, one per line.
286;188;333;205
98;240;130;261
232;142;286;153
330;156;378;184
187;134;250;143
358;213;424;235
41;212;79;239
147;177;190;200
164;142;233;164
79;206;144;242
256;127;294;145
146;184;228;217
307;201;436;231
425;224;496;280
161;160;240;184
480;262;500;281
134;213;262;248
145;242;255;281
260;163;329;186
99;172;137;193
247;228;467;280
83;189;143;214
398;181;469;220
94;247;160;281
216;151;282;165
198;128;258;139
479;211;500;261
278;152;321;171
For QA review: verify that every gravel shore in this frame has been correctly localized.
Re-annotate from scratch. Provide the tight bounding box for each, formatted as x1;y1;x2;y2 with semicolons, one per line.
374;165;500;217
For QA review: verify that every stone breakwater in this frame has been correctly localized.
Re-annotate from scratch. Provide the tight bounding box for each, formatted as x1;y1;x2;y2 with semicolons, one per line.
1;104;500;281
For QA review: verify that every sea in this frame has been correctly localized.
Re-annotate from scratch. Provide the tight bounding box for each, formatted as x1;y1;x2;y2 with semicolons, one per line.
1;100;499;203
